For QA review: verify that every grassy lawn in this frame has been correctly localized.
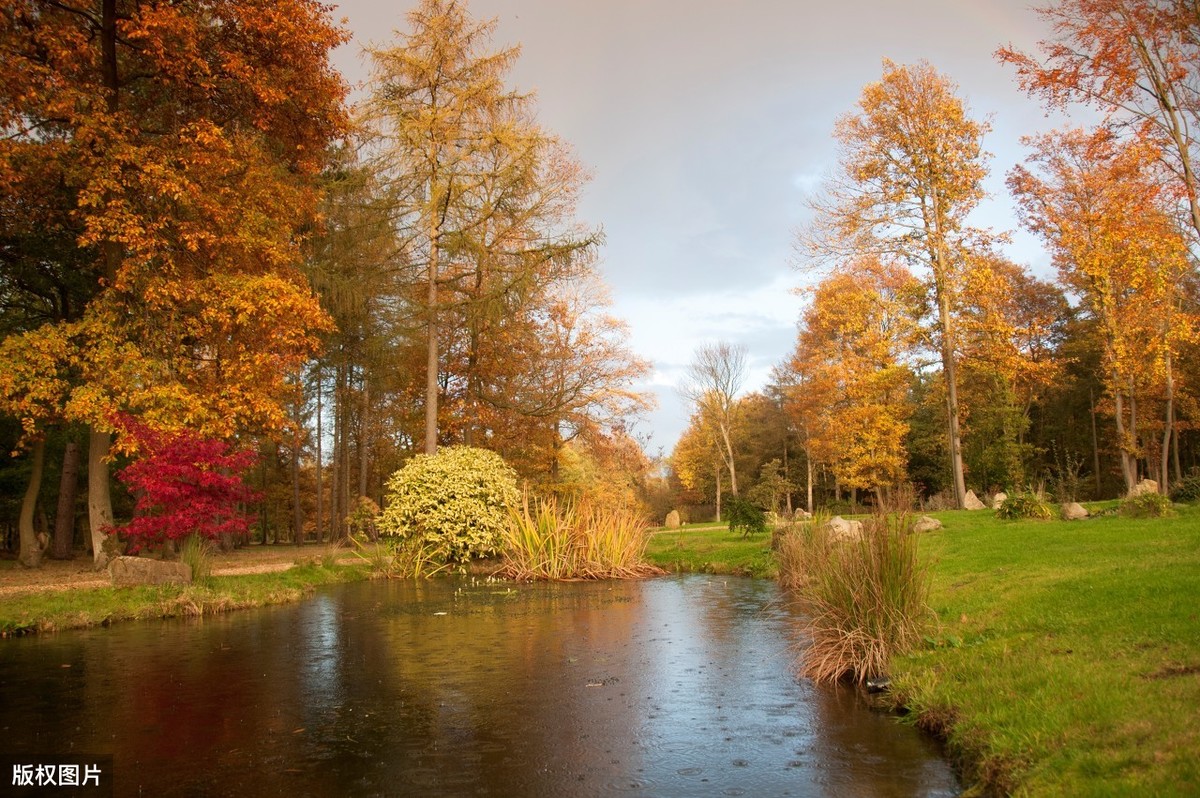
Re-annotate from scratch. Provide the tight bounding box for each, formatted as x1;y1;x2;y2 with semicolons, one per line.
646;507;1200;796
644;521;776;578
892;504;1200;796
0;561;370;635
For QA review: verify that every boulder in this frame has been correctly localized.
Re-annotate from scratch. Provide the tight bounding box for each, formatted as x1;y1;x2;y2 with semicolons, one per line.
1128;479;1159;498
913;515;943;533
820;515;863;542
109;556;192;587
991;491;1008;510
963;490;987;510
1061;502;1089;521
664;510;682;529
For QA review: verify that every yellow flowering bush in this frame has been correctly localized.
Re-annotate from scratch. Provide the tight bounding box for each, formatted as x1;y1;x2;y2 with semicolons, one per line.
378;446;520;562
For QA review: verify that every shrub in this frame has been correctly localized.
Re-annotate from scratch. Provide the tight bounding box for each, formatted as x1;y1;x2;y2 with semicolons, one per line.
108;414;260;553
378;446;520;563
725;494;767;538
1168;469;1200;503
1119;491;1174;518
995;491;1054;520
346;496;381;541
781;512;932;684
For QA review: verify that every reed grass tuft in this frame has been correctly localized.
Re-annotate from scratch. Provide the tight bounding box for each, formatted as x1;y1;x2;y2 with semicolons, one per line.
778;512;932;685
179;534;213;585
500;495;664;580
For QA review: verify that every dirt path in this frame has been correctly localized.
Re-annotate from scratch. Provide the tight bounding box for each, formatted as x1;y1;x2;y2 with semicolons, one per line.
0;545;357;598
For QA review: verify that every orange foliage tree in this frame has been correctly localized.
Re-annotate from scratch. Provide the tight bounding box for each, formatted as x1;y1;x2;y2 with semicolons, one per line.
1010;128;1194;492
998;0;1200;243
801;60;994;508
0;0;349;564
784;261;924;503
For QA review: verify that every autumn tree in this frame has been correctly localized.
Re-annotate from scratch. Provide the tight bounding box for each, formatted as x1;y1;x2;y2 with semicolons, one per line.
108;415;260;553
1010;128;1194;492
957;256;1071;489
801;60;993;508
681;342;749;498
0;1;349;564
363;0;599;455
998;0;1200;244
785;261;923;503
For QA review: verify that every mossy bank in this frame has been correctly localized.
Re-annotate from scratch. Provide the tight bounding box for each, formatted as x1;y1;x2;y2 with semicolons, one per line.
0;561;370;636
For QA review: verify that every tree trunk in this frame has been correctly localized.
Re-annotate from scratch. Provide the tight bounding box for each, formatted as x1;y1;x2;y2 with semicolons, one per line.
806;447;814;514
1114;390;1136;493
1161;349;1175;496
315;365;324;544
18;438;46;568
1089;388;1102;495
87;427;115;569
718;421;738;496
929;189;968;510
714;460;722;523
783;444;793;514
938;295;968;509
330;363;343;542
424;219;440;455
292;386;304;546
51;439;81;560
358;377;370;500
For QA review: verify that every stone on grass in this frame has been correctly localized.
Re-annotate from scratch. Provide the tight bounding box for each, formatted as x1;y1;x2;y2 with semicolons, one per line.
913;515;943;533
963;490;987;510
1128;479;1158;498
991;491;1008;510
109;556;192;587
664;510;682;529
821;515;863;542
1061;502;1089;521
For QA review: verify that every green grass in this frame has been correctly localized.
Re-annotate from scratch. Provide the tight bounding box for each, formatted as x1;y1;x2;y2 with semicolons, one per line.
891;504;1200;796
644;523;776;578
0;562;370;635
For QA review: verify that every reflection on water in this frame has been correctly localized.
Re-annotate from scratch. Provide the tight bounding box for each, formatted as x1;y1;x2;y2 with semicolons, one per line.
0;575;958;797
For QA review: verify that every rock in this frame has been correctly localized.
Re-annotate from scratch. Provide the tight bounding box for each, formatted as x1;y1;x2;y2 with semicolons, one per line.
796;509;812;520
913;515;943;533
1061;502;1089;521
991;491;1008;510
1128;479;1159;498
109;556;192;587
963;490;987;510
865;675;891;693
664;510;682;529
820;515;863;542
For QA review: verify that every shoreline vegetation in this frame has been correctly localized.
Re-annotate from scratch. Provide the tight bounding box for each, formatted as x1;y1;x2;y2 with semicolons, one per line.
3;506;1197;795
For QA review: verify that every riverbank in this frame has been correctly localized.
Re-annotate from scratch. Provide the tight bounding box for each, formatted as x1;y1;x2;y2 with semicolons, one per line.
892;505;1200;796
0;547;372;635
648;507;1200;796
645;522;778;578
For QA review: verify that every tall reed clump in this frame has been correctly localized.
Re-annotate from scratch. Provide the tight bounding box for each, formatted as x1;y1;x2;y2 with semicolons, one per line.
349;534;452;579
179;534;213;585
778;512;932;685
500;495;664;580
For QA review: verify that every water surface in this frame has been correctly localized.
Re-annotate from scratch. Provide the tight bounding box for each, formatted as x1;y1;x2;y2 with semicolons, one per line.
0;574;957;796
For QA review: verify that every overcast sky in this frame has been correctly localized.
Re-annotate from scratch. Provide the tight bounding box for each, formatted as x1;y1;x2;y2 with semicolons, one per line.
328;0;1070;456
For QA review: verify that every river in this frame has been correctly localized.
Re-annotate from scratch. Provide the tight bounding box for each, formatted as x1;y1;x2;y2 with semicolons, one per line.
0;574;957;796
